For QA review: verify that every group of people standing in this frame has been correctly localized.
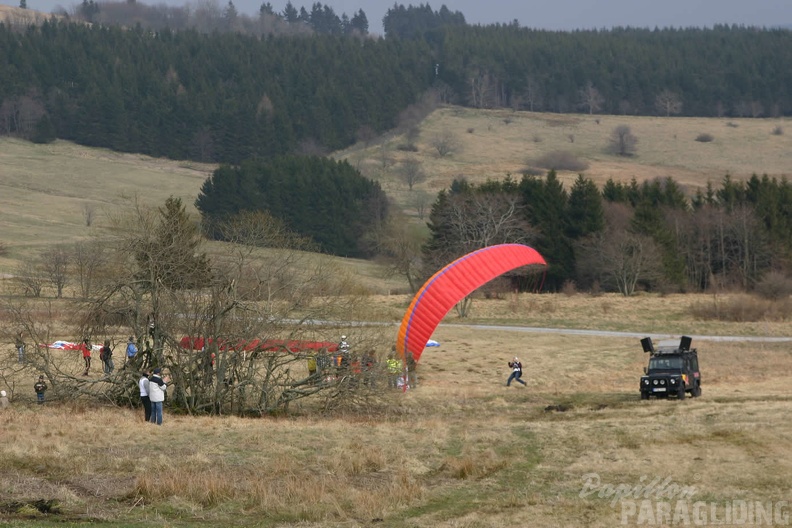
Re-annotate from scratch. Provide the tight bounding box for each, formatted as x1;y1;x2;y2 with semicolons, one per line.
78;336;139;376
138;368;169;425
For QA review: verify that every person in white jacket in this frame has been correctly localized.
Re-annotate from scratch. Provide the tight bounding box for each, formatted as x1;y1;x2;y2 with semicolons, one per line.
148;368;169;425
139;370;151;422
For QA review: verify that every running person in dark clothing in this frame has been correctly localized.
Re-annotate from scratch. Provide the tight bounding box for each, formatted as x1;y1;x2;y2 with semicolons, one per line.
507;357;527;386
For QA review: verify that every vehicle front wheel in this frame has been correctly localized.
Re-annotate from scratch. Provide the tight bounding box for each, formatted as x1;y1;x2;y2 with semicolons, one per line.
641;392;649;400
677;386;686;400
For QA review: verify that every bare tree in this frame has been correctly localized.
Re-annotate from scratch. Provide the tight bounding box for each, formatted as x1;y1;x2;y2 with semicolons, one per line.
297;137;328;156
430;130;460;158
368;210;424;293
398;159;427;190
191;127;215;163
654;90;683;116
2;199;385;415
577;203;664;295
16;94;46;137
14;258;46;297
523;77;541;112
355;125;376;147
41;246;70;298
469;69;496;109
396;90;438;133
83;203;96;227
734;101;751;118
608;124;639;156
750;101;764;118
578;81;604;115
376;144;394;171
73;240;107;299
426;190;538;316
409;189;432;219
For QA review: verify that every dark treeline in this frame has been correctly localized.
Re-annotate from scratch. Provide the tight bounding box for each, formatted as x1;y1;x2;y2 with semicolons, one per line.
67;0;369;37
426;24;792;117
424;173;792;295
2;11;792;163
197;156;389;258
0;21;433;163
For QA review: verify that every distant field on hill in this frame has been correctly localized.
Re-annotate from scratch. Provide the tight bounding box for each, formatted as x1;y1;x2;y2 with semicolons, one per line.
339;107;792;214
0;138;214;270
0;5;64;25
2;107;790;272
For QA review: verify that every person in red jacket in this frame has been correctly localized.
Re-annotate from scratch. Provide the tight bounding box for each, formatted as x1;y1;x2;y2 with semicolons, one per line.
80;339;92;376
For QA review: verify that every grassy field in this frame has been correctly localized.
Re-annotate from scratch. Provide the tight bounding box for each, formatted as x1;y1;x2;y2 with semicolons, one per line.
338;108;792;216
2;110;792;525
2;108;790;272
0;138;214;271
1;293;791;527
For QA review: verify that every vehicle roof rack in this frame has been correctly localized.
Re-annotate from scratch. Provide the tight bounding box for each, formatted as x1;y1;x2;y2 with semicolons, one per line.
642;336;695;356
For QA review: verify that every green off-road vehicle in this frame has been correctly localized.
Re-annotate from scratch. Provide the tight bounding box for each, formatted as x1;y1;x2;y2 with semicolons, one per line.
640;336;702;400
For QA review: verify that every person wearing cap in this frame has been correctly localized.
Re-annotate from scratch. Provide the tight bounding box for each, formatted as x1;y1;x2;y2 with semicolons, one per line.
0;390;9;409
506;357;527;387
148;368;169;425
34;375;48;403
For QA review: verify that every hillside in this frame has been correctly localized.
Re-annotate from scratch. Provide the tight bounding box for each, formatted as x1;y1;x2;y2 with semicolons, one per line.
0;138;213;270
1;108;790;272
0;4;64;25
339;107;792;214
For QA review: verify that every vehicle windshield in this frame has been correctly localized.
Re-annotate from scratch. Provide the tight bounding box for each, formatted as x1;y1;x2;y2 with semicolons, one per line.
648;356;682;371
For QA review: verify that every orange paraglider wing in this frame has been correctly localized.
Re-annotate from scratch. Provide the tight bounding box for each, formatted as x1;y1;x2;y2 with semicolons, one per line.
396;244;546;362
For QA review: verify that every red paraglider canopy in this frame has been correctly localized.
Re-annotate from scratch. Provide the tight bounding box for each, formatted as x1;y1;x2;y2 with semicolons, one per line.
396;244;546;362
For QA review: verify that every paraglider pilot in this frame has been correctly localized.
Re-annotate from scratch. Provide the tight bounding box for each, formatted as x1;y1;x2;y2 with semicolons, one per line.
507;357;527;387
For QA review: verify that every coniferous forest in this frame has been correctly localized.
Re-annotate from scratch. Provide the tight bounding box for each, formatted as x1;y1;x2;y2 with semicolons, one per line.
2;8;792;162
3;3;792;294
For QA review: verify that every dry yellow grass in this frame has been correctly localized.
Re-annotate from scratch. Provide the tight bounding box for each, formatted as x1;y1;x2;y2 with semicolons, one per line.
339;107;792;215
0;137;215;269
1;293;791;526
0;5;66;25
2;106;789;275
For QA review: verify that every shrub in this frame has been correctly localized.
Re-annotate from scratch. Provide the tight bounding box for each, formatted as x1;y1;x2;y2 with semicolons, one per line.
467;128;474;134
688;294;792;322
755;271;792;300
533;150;589;172
521;167;544;176
561;280;577;296
608;124;638;156
397;143;418;152
0;241;7;257
726;122;739;128
772;126;784;136
695;133;714;143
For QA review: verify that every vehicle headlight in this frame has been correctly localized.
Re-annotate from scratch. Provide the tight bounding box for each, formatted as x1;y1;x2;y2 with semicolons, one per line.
653;380;658;386
670;378;676;384
660;380;666;385
643;379;649;385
